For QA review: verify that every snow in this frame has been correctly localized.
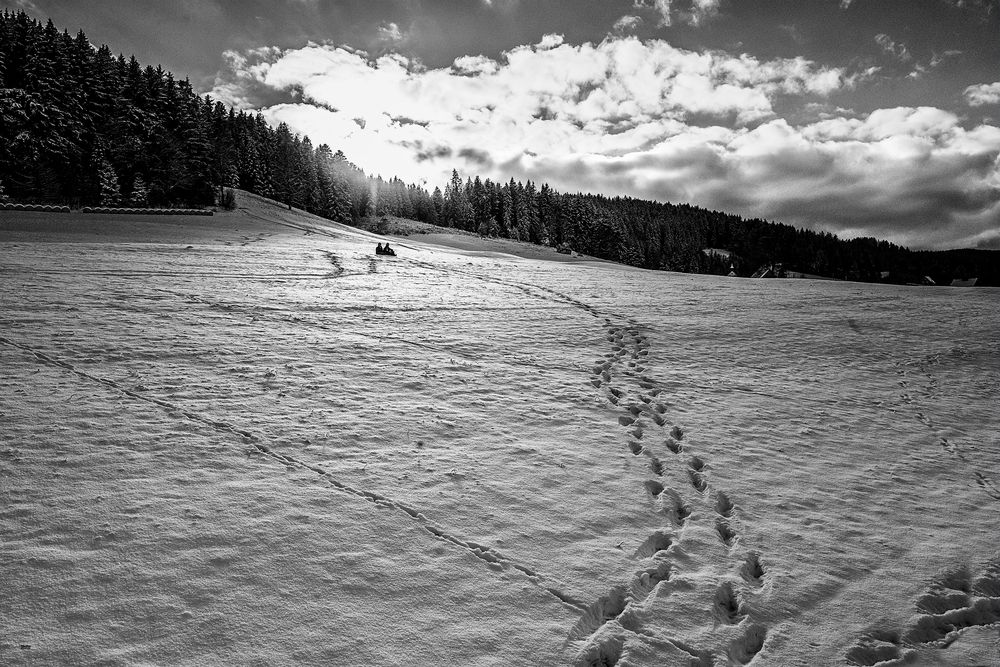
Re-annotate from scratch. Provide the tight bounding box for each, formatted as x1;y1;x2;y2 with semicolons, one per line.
2;194;999;666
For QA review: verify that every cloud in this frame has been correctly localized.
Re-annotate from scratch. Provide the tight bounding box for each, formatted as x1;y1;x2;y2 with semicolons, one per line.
211;36;999;249
965;81;1000;106
634;0;674;27
481;0;520;11
633;0;723;26
688;0;721;25
613;15;643;34
536;33;564;50
940;0;998;17
376;22;405;44
874;33;912;62
14;0;42;13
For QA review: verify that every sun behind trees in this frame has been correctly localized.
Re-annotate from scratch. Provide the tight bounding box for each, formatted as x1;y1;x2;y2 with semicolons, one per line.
1;10;996;285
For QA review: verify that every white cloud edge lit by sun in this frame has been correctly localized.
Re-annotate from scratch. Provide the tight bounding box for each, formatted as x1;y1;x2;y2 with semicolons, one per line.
209;33;1000;250
965;81;1000;106
632;0;721;27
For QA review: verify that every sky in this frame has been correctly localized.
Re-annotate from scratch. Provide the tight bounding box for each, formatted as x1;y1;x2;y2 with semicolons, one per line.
9;0;1000;249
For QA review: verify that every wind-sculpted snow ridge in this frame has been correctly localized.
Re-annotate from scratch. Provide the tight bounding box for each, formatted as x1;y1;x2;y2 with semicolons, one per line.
845;558;1000;665
0;334;588;613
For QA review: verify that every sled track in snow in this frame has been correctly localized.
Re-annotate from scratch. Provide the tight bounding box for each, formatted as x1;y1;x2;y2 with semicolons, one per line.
0;334;588;613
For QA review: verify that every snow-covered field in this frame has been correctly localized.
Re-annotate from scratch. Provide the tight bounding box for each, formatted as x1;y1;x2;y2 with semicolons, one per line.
2;194;998;666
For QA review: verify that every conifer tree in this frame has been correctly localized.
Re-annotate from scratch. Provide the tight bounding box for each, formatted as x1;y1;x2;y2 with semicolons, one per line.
130;175;149;206
96;151;121;206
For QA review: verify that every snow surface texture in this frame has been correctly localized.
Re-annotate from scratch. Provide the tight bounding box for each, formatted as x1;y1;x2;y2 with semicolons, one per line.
2;193;999;666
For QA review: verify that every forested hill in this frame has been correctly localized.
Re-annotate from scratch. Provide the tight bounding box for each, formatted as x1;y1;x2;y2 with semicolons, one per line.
1;10;997;286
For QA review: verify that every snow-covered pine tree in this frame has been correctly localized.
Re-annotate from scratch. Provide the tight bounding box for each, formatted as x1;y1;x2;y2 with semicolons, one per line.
96;152;121;206
130;175;149;206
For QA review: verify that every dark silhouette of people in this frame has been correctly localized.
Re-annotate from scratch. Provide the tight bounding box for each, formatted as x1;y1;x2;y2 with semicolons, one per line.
376;242;383;254
375;242;395;256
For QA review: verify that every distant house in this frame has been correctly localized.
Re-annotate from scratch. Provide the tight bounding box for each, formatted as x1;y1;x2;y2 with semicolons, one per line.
751;263;784;279
950;277;978;287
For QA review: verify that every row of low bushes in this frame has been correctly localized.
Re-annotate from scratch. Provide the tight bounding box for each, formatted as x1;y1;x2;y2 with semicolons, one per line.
0;202;72;213
80;206;213;216
0;202;213;215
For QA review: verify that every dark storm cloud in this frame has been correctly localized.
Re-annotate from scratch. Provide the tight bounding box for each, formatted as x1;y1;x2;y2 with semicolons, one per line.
457;148;494;167
9;0;630;85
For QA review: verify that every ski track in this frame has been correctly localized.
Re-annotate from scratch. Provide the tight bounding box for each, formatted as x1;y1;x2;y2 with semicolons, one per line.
422;263;774;665
845;558;1000;665
0;333;588;614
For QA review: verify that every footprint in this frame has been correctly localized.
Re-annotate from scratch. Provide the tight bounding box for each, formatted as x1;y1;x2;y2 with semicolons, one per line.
845;630;903;666
666;438;683;455
670;425;684;440
716;519;737;547
618;415;636;427
576;634;624;667
661;489;691;526
631;560;672;602
627;440;644;456
633;530;673;559
728;624;767;665
569;587;628;641
648;456;664;476
972;559;1000;597
688;469;707;493
741;552;765;586
712;582;744;624
916;567;971;614
688;456;705;472
715;491;735;518
903;597;1000;644
644;480;665;497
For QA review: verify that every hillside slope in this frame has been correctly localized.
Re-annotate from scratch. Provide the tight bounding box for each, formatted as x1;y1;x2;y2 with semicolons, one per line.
2;192;999;665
